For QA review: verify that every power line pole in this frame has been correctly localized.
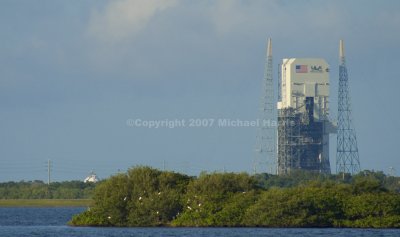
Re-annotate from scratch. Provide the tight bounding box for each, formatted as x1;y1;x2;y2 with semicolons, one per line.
47;159;51;185
336;40;361;175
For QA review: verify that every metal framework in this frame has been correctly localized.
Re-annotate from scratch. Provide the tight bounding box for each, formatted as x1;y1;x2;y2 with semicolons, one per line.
277;103;330;175
277;108;298;174
254;38;276;174
336;40;361;175
276;57;332;175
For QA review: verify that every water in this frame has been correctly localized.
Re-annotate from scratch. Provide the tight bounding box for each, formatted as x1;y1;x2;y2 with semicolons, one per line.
0;207;399;237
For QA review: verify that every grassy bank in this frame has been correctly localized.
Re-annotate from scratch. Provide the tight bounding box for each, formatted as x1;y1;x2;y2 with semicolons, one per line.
0;199;92;207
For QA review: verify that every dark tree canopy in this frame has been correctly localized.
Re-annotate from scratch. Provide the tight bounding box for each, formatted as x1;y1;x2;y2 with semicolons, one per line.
69;167;400;228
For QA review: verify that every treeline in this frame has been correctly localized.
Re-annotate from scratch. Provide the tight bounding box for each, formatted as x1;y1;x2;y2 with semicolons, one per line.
255;169;400;192
0;180;95;199
70;166;400;228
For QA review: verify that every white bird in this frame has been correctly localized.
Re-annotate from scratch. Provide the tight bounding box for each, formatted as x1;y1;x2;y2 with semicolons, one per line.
139;196;142;200
108;216;111;219
124;197;127;201
198;203;202;207
187;206;192;210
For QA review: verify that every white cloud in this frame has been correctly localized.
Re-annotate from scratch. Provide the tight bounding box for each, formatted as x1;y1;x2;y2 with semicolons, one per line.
87;0;178;43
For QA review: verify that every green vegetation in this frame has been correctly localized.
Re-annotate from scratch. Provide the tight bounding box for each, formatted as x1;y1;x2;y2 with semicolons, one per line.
69;166;400;228
0;180;95;199
70;167;191;226
0;199;92;207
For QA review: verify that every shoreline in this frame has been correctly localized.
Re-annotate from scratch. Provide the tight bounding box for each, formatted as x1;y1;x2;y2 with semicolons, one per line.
0;199;92;207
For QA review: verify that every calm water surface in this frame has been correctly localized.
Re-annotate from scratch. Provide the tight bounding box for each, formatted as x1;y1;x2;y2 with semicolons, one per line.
0;207;399;237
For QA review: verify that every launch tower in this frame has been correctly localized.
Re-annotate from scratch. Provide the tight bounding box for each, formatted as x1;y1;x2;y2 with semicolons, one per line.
277;58;336;174
255;39;359;175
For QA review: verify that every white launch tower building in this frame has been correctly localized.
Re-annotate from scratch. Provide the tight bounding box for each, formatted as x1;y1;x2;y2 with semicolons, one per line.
277;58;335;174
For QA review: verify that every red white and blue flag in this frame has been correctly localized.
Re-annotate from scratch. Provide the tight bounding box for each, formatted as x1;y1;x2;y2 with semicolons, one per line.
296;65;308;73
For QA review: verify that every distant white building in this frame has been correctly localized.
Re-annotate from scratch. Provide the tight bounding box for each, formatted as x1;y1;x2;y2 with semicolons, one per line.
84;171;99;183
277;58;335;175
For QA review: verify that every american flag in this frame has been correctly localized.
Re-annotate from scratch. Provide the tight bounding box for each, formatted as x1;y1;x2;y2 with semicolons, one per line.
296;65;308;73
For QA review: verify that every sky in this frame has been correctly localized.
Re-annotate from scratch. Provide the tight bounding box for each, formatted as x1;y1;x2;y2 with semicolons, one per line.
1;0;400;181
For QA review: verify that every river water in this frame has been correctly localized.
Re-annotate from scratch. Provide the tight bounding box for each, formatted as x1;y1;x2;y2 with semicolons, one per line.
0;207;399;237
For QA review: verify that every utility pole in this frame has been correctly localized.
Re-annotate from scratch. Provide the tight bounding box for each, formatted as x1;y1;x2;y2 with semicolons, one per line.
336;40;361;175
47;159;51;185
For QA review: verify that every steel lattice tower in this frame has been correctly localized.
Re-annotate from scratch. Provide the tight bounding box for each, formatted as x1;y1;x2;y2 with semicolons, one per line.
254;38;276;174
336;40;361;175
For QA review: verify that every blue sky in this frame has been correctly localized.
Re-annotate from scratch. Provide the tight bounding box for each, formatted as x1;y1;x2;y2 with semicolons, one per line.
1;0;399;181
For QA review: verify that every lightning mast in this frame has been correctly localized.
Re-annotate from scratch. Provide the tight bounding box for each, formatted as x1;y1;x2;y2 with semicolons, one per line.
254;38;276;174
336;40;361;175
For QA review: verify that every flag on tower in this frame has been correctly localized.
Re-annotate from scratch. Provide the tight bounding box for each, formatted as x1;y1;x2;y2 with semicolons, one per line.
296;65;308;73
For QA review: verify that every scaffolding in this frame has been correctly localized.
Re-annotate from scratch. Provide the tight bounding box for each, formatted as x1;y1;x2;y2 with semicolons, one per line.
277;99;330;175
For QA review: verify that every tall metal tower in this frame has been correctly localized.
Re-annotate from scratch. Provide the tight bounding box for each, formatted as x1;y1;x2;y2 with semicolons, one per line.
254;38;276;174
336;40;361;174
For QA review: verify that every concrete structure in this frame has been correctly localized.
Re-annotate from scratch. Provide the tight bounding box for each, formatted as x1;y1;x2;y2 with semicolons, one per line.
277;58;336;175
